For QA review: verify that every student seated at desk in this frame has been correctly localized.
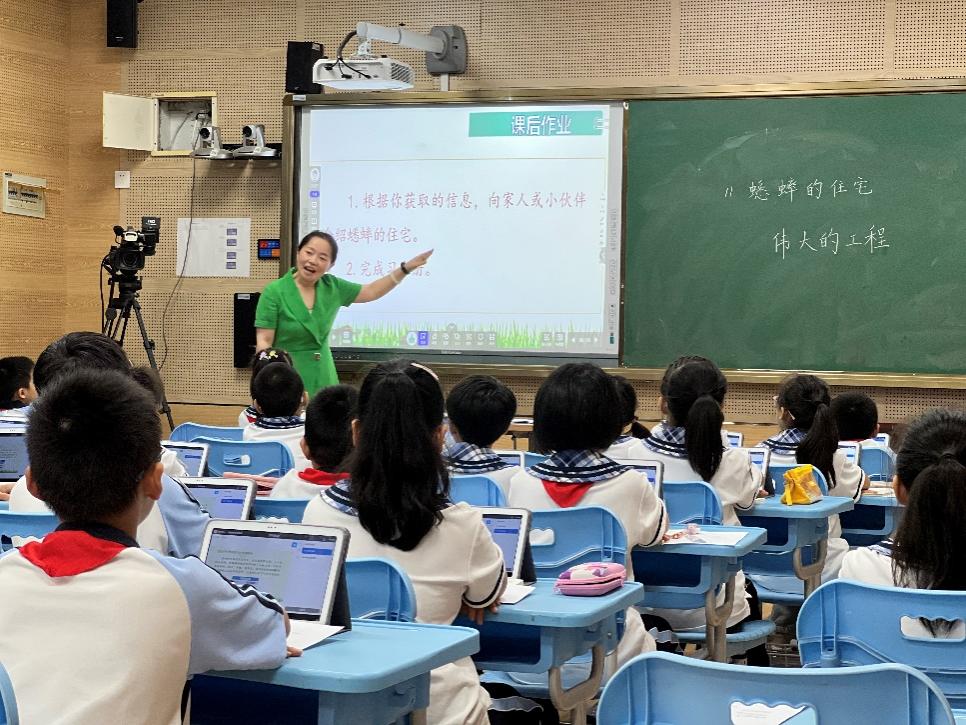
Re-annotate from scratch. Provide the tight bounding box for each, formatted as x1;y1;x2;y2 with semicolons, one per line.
244;363;310;471
0;370;290;725
640;358;766;662
0;355;36;413
604;374;650;459
4;332;210;556
302;361;507;725
239;347;295;426
443;375;520;496
132;365;187;477
831;391;896;459
509;363;668;667
759;374;869;581
840;409;966;637
270;384;356;498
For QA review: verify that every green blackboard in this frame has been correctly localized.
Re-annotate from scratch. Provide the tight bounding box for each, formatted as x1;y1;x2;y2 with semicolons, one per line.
623;93;966;374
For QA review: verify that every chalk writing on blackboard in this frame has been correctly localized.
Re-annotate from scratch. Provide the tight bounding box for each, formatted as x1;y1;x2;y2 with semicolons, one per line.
773;225;888;260
730;177;873;201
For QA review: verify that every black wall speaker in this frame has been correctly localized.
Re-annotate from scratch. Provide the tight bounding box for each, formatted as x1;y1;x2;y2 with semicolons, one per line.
233;292;261;368
106;0;138;48
286;41;324;94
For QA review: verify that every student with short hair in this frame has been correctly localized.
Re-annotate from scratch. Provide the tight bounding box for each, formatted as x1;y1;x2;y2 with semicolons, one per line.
302;361;506;725
509;363;667;668
270;384;357;498
6;332;211;557
0;356;36;412
759;374;868;581
0;369;290;724
444;375;519;496
605;374;650;459
244;363;310;471
131;365;187;477
239;347;295;426
831;390;896;460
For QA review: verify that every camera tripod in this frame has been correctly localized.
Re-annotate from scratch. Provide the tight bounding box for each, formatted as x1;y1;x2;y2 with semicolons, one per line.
103;275;175;430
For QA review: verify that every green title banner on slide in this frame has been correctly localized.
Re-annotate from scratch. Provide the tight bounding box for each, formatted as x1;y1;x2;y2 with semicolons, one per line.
468;111;603;137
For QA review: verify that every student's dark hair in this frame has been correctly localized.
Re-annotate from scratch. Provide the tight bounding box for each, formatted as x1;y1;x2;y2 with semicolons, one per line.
298;230;338;262
27;369;161;522
249;347;294;398
612;375;650;439
533;363;622;452
131;366;165;408
665;359;727;482
33;332;130;392
304;384;358;471
252;364;304;418
777;374;838;484
830;391;879;441
0;356;33;404
659;355;712;397
892;409;966;593
446;375;517;447
351;360;449;551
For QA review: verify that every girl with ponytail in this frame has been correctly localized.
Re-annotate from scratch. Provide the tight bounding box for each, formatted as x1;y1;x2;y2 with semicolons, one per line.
640;358;765;651
842;409;966;616
759;374;869;580
303;360;506;725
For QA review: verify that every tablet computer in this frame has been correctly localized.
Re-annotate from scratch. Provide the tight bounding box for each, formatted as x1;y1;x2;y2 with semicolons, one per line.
493;450;525;467
200;520;350;624
479;507;533;583
180;478;256;520
873;433;891;447
0;428;27;482
746;446;770;474
725;430;744;448
614;459;664;499
838;442;862;466
161;440;209;477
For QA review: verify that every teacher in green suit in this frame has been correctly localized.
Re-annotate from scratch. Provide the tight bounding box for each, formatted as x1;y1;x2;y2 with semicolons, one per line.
255;230;432;395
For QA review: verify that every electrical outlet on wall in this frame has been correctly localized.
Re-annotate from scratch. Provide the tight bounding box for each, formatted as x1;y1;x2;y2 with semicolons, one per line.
114;170;131;188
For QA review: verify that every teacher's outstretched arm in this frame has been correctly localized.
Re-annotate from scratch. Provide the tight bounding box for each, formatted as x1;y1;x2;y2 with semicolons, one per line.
354;250;433;303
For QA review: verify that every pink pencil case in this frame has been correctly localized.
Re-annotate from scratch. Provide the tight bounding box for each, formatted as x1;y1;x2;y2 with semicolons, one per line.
554;562;627;596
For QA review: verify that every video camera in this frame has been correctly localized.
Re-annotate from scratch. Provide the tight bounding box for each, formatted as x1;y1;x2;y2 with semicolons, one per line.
104;217;160;277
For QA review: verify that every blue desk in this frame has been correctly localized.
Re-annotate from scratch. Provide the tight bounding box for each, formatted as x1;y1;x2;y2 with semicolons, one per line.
633;525;767;662
198;620;479;725
841;492;903;548
468;580;643;725
739;495;855;601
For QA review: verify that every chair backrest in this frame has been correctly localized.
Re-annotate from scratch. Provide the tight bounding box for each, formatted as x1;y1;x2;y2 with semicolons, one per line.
522;452;547;468
345;557;417;622
0;660;18;725
798;580;966;710
860;446;896;482
0;511;59;551
194;437;294;477
252;498;311;524
529;506;627;578
449;475;507;507
598;651;955;725
768;464;829;496
662;481;724;525
169;422;245;443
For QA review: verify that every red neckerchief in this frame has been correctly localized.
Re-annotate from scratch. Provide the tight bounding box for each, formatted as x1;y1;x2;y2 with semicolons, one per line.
541;480;594;508
20;531;127;577
297;469;349;486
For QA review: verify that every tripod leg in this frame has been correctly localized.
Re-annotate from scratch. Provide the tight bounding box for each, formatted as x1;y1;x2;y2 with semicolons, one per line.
130;299;176;431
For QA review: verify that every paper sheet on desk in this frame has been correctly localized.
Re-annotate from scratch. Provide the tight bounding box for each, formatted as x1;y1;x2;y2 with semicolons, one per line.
665;529;748;546
730;702;814;724
287;620;343;650
864;487;896;497
500;583;534;604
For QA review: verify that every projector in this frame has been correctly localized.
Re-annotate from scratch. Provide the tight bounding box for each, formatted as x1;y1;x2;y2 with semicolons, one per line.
313;56;415;90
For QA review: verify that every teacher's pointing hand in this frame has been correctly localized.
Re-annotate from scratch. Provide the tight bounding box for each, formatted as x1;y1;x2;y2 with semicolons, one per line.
403;249;434;273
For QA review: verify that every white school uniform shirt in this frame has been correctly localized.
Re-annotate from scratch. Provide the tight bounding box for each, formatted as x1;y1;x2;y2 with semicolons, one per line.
303;492;505;725
640;444;761;629
443;442;521;499
604;435;650;460
8;472;211;558
243;420;311;471
840;540;966;639
269;468;348;499
508;466;667;669
0;523;287;725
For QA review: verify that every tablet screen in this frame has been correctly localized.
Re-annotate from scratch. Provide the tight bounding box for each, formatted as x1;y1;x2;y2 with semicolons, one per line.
183;482;252;520
497;453;523;467
482;511;524;575
748;449;767;470
163;443;206;477
0;431;27;482
726;432;743;447
204;528;337;617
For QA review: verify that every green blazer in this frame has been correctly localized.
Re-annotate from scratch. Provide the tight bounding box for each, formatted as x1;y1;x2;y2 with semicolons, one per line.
255;269;362;395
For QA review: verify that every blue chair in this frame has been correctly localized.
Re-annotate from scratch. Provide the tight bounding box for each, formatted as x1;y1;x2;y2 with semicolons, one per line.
252;498;310;523
529;506;627;576
523;452;547;468
449;475;507;507
0;661;18;725
860;446;896;482
346;558;417;622
194;437;294;477
841;496;904;548
767;464;829;496
663;481;724;526
169;422;245;443
0;511;59;551
798;580;966;712
597;651;955;725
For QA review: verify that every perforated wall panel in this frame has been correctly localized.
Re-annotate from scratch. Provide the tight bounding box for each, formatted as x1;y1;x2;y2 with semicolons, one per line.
137;0;298;53
896;2;966;73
